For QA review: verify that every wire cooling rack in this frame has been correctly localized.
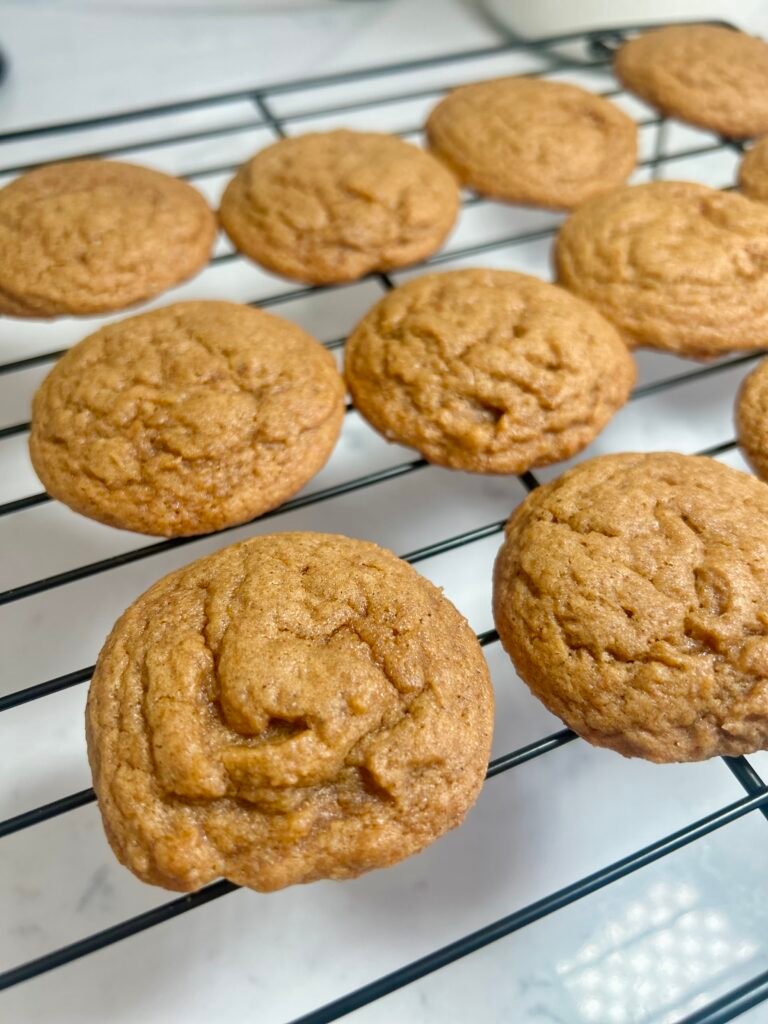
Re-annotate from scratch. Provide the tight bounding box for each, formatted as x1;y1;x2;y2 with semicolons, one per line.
2;19;768;1024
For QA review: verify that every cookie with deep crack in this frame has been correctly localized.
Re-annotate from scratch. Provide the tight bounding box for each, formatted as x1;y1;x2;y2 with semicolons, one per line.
219;131;459;284
0;160;216;317
29;301;345;536
345;269;636;474
425;77;637;209
493;451;768;762
86;531;495;892
615;25;768;139
556;181;768;358
736;357;768;480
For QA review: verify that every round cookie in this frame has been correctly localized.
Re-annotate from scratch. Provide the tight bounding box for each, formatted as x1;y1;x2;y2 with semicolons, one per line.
86;531;495;892
739;137;768;203
29;301;344;536
219;131;459;284
736;357;768;480
0;160;215;317
493;451;768;763
425;77;637;209
345;269;636;474
556;181;768;358
615;25;768;139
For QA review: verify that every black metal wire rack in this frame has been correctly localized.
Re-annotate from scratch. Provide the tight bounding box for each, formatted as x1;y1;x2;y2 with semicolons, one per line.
2;19;768;1024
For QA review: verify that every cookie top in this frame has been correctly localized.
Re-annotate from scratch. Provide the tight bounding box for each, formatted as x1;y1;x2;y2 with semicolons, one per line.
739;137;768;203
0;160;216;318
493;452;768;762
736;358;768;480
218;131;459;284
555;181;768;358
425;77;637;209
29;301;344;536
86;531;494;892
615;25;768;139
345;269;635;474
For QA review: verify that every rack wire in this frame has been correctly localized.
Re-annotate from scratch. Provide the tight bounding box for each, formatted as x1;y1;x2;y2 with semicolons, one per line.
1;19;768;1024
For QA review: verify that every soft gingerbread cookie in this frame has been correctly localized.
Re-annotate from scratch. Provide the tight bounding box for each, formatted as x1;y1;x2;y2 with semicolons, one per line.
86;532;495;892
556;181;768;358
739;137;768;203
425;77;637;209
615;25;768;139
493;452;768;762
29;302;344;536
345;269;635;474
736;357;768;480
0;160;215;317
219;131;459;284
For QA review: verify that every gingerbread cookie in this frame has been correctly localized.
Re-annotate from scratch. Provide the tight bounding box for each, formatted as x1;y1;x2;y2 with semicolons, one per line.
739;137;768;203
615;25;768;139
345;269;635;474
493;451;768;762
556;181;768;358
425;77;637;209
29;301;344;536
219;131;459;284
0;160;215;317
86;531;495;892
736;357;768;481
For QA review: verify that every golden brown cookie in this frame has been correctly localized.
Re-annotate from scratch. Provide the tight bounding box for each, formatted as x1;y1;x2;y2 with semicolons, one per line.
736;357;768;480
29;301;344;536
86;531;495;892
493;451;768;762
345;269;635;474
738;137;768;202
425;78;637;210
0;160;216;318
615;25;768;139
556;181;768;358
219;131;459;284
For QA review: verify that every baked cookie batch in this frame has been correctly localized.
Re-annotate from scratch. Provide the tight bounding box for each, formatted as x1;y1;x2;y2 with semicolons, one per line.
11;24;768;893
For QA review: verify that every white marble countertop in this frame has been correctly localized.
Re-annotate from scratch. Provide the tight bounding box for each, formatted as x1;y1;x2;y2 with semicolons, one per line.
2;2;768;1022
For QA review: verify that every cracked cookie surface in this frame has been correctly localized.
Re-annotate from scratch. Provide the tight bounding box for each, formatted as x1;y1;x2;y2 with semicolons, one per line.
493;452;768;762
0;160;216;317
344;269;635;474
555;181;768;358
218;130;459;284
736;358;768;481
86;531;494;892
615;25;768;139
29;301;345;536
425;77;637;209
